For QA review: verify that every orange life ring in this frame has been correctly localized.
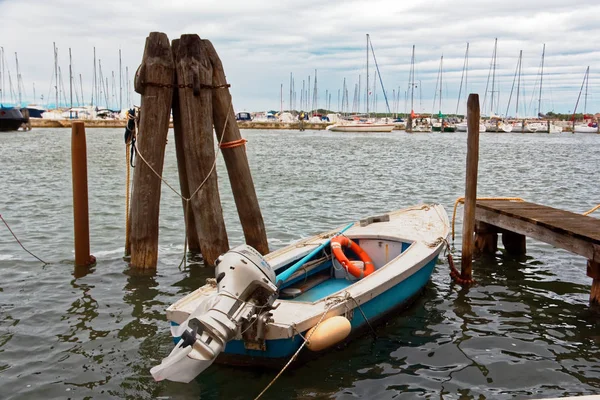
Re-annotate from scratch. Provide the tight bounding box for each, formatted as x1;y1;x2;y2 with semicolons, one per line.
330;236;375;278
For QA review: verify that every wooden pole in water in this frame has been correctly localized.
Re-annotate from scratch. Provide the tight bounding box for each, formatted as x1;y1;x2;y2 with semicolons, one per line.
204;39;270;256
461;93;480;281
130;32;174;269
587;260;600;308
173;34;229;266
171;39;201;253
71;121;94;267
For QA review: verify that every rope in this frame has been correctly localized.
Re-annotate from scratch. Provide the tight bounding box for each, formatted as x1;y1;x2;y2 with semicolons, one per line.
583;204;600;216
130;101;233;268
451;197;525;241
253;301;338;400
219;138;247;149
255;291;375;399
0;214;47;265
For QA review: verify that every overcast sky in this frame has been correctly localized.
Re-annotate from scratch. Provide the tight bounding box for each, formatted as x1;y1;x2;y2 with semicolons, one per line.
1;0;599;115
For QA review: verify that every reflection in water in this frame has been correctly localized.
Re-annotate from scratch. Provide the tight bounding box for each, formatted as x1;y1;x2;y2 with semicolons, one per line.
1;128;600;399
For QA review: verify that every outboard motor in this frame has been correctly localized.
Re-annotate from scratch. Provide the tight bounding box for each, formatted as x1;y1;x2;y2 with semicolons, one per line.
150;245;277;383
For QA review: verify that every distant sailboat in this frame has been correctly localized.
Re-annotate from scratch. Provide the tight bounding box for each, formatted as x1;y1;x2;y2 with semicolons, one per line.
431;55;456;132
455;43;485;133
327;34;395;133
572;66;598;134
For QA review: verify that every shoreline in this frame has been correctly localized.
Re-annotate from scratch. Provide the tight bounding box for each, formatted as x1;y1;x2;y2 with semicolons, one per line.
30;119;337;130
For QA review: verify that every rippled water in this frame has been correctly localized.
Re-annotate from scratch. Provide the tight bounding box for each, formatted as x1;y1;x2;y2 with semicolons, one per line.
1;128;599;399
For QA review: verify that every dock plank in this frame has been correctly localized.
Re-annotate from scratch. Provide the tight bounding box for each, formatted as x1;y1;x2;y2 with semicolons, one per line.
475;201;600;262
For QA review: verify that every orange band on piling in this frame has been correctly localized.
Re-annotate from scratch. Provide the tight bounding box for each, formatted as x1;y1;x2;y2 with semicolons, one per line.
219;139;247;149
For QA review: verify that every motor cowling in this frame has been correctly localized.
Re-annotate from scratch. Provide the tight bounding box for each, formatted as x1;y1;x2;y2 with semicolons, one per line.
150;245;277;383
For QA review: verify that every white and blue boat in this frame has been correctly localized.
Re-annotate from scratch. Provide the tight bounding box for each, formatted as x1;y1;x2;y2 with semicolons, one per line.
151;204;449;383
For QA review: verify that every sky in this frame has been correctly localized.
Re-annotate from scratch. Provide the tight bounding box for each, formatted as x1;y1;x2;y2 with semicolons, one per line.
1;0;599;116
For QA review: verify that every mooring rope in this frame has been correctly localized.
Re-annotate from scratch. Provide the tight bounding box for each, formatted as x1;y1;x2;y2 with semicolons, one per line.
0;214;47;265
254;291;375;399
583;203;600;216
130;101;233;268
451;197;525;241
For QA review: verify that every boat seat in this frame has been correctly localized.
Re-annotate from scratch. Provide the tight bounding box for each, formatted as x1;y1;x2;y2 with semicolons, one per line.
279;271;330;299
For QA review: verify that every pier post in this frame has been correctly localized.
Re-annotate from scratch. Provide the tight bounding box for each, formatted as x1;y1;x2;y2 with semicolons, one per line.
587;260;600;308
474;221;497;255
501;231;526;255
71;121;94;267
171;39;201;253
204;39;270;255
130;32;174;269
460;93;480;281
173;34;229;266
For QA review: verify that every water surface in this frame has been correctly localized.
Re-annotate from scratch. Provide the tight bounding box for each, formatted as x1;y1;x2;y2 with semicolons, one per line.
1;128;599;399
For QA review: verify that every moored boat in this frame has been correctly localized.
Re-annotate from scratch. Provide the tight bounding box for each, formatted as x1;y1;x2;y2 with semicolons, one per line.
456;121;486;132
574;123;599;134
0;106;27;131
151;204;449;383
326;122;395;132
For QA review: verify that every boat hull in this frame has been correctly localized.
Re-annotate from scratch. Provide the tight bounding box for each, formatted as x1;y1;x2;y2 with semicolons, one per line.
213;255;438;365
327;123;395;132
574;125;599;134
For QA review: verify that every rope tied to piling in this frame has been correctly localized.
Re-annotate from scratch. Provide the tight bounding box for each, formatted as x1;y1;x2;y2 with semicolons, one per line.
219;138;247;149
128;100;234;268
0;214;47;265
439;237;476;286
451;197;525;242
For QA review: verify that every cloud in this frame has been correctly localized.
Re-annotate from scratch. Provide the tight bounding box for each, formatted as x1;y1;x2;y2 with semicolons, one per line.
1;0;599;114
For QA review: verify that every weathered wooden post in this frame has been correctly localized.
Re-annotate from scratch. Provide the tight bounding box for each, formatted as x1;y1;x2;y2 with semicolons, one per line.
588;260;600;308
71;121;95;267
502;231;526;255
204;39;270;256
173;34;229;266
171;39;201;253
461;93;480;281
474;221;497;255
130;32;174;269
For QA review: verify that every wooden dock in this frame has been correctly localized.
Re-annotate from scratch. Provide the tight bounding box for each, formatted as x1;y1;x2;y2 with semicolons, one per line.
473;200;600;305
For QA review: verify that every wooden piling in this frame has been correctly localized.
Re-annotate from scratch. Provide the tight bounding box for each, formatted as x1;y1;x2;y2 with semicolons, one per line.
204;39;270;256
587;260;600;307
71;121;94;267
130;32;174;269
171;39;201;253
173;34;229;266
502;231;526;255
474;221;498;255
460;94;480;281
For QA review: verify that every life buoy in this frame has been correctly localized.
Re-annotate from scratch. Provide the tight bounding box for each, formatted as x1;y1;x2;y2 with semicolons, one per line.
330;236;375;278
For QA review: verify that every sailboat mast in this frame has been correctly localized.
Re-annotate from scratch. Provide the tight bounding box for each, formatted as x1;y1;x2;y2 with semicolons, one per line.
69;48;73;112
456;43;469;115
92;47;96;107
54;43;58;109
538;44;545;116
410;45;415;113
490;38;497;114
439;55;443;114
584;66;589;114
15;52;22;105
366;34;369;116
79;74;84;107
0;47;3;104
357;75;361;114
517;50;522;117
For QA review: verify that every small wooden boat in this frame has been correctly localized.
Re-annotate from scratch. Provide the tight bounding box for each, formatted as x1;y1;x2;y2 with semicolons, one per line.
151;205;449;383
